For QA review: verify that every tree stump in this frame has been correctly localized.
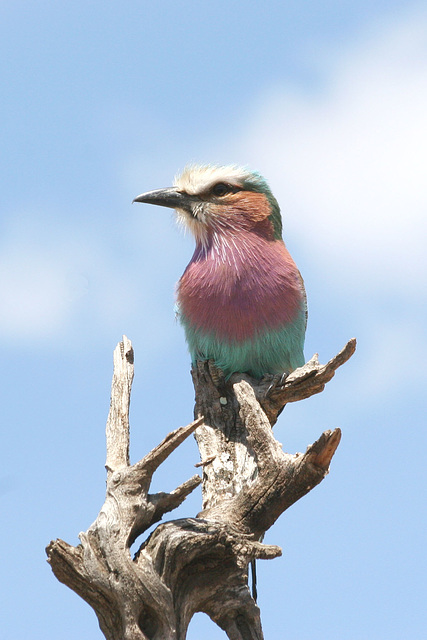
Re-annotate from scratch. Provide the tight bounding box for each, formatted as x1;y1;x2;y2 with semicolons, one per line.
46;335;356;639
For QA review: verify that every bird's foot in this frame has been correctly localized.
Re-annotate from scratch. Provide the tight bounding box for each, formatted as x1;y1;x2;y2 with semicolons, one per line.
264;371;290;397
207;360;226;389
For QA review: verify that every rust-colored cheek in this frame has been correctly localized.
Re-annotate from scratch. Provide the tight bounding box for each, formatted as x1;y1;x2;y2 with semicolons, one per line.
231;192;272;222
210;192;275;237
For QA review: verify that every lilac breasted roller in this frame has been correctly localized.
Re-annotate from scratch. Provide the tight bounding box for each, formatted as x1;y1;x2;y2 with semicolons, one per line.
134;164;307;379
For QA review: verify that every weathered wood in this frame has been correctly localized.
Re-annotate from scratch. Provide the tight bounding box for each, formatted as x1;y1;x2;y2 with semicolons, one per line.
192;340;354;519
258;338;356;424
46;336;355;639
105;335;134;476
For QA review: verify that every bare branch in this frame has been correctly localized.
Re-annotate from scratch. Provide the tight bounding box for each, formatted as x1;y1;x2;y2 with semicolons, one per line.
273;338;356;400
149;475;202;518
47;338;354;640
105;335;134;475
46;539;84;587
136;416;204;477
256;338;357;424
304;428;342;469
125;476;203;546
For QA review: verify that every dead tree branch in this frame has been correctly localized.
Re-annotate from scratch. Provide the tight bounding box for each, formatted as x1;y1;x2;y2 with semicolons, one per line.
47;336;355;639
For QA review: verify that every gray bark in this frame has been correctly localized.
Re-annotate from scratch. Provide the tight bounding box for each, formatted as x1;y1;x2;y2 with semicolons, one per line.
47;336;356;639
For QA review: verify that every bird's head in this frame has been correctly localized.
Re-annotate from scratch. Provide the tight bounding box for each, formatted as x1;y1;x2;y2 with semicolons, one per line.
133;164;282;246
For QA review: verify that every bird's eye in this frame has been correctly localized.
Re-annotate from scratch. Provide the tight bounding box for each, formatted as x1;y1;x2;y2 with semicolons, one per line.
212;182;232;197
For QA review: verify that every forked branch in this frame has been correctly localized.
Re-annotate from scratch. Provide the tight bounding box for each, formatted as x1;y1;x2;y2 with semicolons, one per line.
47;336;355;640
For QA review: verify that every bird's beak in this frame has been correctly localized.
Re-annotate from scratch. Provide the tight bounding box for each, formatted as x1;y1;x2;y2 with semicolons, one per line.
132;187;194;212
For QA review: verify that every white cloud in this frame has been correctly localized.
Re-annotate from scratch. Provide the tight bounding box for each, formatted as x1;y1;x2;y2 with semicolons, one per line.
232;8;427;301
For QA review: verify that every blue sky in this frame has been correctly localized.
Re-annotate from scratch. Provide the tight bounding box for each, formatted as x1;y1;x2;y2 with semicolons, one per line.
1;2;426;638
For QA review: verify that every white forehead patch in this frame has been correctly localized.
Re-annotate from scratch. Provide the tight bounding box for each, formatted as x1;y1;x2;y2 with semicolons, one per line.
174;164;252;195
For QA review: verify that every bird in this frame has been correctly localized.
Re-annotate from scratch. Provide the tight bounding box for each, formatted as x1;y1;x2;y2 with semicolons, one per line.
133;164;307;380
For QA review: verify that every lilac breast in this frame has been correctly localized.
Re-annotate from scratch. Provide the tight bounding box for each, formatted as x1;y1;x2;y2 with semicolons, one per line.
177;232;305;342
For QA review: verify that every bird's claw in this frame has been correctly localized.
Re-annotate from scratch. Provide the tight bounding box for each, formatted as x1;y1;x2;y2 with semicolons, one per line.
207;360;226;389
264;371;290;397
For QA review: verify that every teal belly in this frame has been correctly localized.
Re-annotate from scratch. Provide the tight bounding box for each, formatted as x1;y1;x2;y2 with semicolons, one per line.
181;311;306;379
